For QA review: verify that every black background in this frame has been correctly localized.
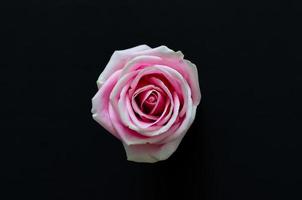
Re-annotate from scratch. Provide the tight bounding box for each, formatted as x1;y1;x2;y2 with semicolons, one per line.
1;0;302;199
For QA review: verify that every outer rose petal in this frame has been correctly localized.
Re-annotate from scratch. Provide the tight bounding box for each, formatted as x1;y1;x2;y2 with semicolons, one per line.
182;60;201;106
97;44;151;88
123;134;185;163
92;70;122;139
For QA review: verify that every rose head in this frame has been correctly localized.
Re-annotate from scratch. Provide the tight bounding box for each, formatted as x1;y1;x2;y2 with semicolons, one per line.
91;45;201;163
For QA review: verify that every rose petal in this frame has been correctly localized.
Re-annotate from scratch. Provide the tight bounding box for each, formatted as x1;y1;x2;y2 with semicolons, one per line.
132;99;159;121
126;96;163;132
91;70;122;139
162;101;197;144
108;102;149;145
148;90;165;115
122;132;185;163
181;60;201;106
131;45;184;64
97;44;151;88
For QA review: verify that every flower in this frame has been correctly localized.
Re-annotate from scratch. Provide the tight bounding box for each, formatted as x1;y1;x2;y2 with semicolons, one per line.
91;45;201;163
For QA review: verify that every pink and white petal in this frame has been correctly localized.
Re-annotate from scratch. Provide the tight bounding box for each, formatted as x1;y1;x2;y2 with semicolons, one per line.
162;101;197;144
117;82;160;130
121;55;163;79
117;85;141;129
118;118;181;145
132;45;184;60
110;70;139;103
108;103;149;145
120;46;183;79
91;70;122;139
109;70;138;126
181;60;201;106
97;44;151;88
120;55;178;82
122;133;185;163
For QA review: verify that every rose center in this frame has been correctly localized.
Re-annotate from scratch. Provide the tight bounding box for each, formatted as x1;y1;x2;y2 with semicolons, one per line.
146;93;157;103
133;85;167;119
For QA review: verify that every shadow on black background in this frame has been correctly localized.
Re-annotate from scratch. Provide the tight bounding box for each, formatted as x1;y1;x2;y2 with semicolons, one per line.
1;0;302;199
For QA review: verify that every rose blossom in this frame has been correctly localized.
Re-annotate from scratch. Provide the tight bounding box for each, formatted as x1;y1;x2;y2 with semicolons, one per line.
91;45;201;163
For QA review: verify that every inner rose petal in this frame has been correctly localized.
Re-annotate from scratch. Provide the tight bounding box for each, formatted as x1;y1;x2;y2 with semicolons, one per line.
129;84;178;136
114;81;171;134
127;66;184;112
146;93;156;103
133;65;190;117
148;91;165;116
132;85;166;117
129;81;173;131
140;91;157;113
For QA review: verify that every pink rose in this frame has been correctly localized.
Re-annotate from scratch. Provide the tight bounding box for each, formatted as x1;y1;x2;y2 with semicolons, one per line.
91;45;201;163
